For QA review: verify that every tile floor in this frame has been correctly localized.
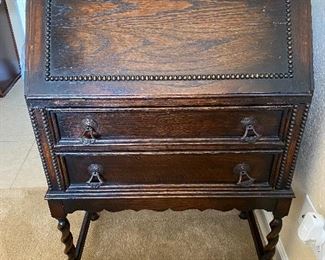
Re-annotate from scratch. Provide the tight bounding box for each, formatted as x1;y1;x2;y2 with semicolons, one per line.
0;79;47;189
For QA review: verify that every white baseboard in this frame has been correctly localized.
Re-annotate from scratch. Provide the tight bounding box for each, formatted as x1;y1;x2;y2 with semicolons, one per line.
254;210;289;260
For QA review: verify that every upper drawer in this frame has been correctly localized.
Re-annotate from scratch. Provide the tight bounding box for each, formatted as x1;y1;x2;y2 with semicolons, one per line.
50;106;289;146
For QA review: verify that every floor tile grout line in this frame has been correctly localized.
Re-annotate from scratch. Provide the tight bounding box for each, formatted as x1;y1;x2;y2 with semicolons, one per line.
9;140;35;189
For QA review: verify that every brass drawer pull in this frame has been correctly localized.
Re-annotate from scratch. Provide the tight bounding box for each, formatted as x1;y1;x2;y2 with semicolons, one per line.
240;117;261;143
233;163;255;187
80;118;99;144
87;164;104;188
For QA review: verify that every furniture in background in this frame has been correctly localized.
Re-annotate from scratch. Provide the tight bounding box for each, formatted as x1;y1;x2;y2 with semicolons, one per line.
0;0;20;97
25;0;313;259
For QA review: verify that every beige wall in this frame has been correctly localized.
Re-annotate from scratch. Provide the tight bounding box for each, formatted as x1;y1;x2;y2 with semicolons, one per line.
280;0;325;259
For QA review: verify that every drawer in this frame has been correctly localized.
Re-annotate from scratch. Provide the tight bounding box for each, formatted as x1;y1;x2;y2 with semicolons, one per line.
61;152;279;188
51;106;289;145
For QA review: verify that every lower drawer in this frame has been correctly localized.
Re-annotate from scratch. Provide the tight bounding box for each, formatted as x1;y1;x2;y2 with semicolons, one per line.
60;152;279;188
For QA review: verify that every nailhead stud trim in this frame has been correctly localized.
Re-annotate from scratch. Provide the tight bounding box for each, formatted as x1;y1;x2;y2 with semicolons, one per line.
28;108;53;190
44;0;294;82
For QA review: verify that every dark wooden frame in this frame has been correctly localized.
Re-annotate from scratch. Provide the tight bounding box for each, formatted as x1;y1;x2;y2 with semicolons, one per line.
49;199;291;260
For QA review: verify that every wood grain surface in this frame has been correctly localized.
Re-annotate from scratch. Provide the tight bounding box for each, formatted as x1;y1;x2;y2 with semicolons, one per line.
63;152;276;186
26;0;313;97
25;1;314;258
52;106;284;143
50;0;288;76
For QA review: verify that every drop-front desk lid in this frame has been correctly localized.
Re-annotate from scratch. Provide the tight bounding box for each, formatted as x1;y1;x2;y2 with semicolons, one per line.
26;0;313;99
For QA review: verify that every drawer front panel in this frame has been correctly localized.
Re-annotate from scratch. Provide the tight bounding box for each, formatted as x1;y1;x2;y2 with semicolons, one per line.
62;152;277;187
52;107;287;144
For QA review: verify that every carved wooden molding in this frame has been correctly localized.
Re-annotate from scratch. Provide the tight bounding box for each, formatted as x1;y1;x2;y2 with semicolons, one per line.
276;104;310;189
285;104;310;188
48;184;294;201
40;109;64;190
276;105;298;189
44;0;294;82
28;108;53;190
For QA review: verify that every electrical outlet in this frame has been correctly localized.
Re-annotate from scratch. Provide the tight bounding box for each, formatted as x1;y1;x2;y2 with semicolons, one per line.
298;194;317;225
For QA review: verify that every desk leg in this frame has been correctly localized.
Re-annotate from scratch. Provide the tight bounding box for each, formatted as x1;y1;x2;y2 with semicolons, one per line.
90;212;100;221
57;218;76;260
239;211;248;220
245;211;283;260
262;217;283;260
245;199;291;260
56;212;100;260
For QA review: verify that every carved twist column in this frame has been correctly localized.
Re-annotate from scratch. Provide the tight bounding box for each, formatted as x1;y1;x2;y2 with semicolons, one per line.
57;218;76;260
262;218;283;260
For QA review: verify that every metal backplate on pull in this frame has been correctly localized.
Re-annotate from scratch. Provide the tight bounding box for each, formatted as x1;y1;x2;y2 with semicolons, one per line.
240;117;262;143
80;118;99;144
87;164;104;189
233;163;255;187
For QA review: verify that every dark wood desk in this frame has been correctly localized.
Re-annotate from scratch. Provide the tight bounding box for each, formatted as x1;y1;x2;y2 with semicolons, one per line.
25;0;313;259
